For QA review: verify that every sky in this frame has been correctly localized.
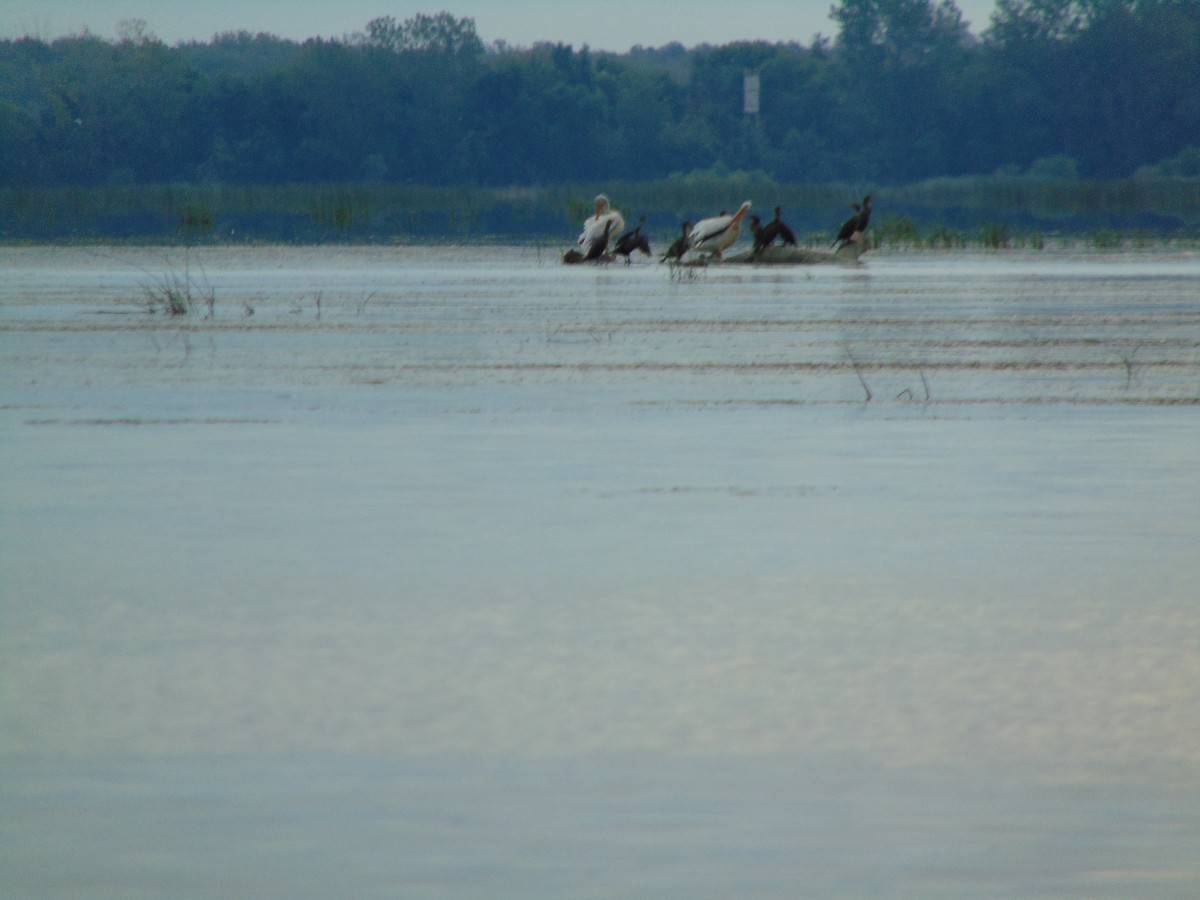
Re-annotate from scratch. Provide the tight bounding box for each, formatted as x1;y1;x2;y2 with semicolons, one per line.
1;0;1001;51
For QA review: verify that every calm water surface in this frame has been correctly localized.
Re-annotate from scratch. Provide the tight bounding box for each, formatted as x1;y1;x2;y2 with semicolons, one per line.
2;245;1198;896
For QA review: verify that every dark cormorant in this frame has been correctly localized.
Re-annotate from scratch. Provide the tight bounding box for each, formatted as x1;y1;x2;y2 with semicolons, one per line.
856;195;873;234
754;206;799;255
661;221;692;262
770;207;798;246
584;219;616;261
748;214;765;252
613;215;651;263
831;202;863;249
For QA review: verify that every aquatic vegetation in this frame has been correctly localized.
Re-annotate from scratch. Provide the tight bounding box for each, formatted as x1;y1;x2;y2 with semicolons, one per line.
924;224;967;249
879;215;921;248
139;250;214;316
978;223;1010;249
665;259;704;283
1;176;1197;248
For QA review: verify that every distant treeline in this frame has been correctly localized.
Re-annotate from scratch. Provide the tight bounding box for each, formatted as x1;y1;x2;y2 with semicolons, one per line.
2;1;1199;192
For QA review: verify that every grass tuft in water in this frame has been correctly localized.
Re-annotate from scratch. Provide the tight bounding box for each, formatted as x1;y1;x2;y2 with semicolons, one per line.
978;223;1010;248
140;249;214;317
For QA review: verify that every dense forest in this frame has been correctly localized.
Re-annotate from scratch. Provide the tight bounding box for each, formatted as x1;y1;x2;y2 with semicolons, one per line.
1;2;1198;242
3;0;1199;187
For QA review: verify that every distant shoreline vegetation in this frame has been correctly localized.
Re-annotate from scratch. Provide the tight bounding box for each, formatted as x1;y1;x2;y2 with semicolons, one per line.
4;2;1199;215
2;172;1198;247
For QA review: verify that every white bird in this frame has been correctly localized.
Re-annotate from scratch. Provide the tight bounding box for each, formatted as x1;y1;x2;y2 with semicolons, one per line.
577;194;625;258
688;201;751;259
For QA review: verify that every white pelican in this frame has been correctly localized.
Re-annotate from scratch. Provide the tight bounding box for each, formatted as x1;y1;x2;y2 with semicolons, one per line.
688;200;751;259
577;194;625;258
584;219;617;261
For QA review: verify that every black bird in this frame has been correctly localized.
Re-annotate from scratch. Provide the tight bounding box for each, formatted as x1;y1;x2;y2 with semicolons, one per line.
584;219;616;261
748;214;765;250
856;195;873;234
770;206;798;246
831;202;863;250
613;215;651;264
753;206;799;255
660;220;692;262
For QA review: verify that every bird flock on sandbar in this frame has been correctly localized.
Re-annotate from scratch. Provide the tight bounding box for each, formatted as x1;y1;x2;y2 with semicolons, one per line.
563;193;873;265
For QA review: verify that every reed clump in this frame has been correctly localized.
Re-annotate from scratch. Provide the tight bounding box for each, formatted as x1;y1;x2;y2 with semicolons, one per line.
878;216;921;248
924;224;967;248
141;251;214;316
2;175;1197;245
978;223;1010;248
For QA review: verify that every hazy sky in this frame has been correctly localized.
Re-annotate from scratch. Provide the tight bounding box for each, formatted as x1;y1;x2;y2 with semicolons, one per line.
2;1;1001;51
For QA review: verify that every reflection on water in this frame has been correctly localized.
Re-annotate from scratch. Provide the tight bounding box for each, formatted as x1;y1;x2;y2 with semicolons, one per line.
2;245;1198;896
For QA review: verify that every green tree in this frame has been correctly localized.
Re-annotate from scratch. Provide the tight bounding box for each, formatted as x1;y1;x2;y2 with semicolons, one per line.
987;0;1091;43
831;0;974;179
362;13;484;57
2;5;1197;191
1067;0;1200;176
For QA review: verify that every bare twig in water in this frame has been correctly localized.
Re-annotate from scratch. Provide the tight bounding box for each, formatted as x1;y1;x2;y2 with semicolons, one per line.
895;372;931;403
844;343;872;402
1116;343;1143;387
546;325;612;344
356;291;377;316
666;260;702;283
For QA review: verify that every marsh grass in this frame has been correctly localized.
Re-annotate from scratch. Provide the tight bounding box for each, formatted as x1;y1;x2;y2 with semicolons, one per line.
3;175;1198;245
978;223;1010;249
925;224;968;249
138;249;214;317
666;259;705;282
879;216;921;247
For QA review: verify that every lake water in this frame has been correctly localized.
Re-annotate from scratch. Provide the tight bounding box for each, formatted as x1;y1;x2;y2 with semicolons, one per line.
2;244;1198;897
